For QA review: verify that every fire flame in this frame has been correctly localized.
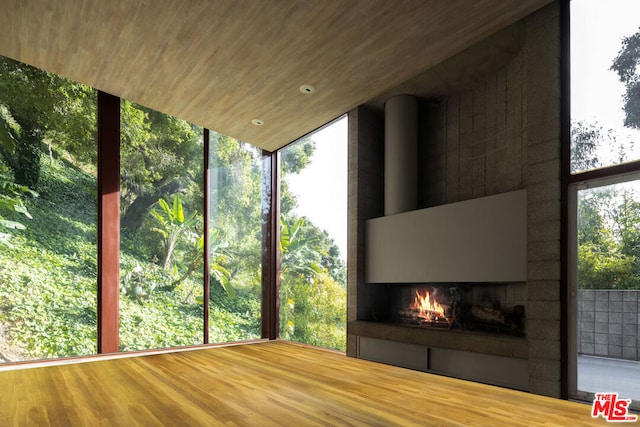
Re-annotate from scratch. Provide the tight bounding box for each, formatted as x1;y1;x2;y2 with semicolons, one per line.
410;289;446;321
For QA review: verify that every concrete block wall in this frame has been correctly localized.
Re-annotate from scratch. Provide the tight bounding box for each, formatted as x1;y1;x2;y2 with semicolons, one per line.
523;3;562;398
419;2;562;397
578;290;639;360
346;106;385;357
347;2;562;398
419;54;526;207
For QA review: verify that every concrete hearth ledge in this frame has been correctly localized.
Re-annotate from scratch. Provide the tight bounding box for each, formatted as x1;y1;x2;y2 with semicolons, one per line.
348;321;528;359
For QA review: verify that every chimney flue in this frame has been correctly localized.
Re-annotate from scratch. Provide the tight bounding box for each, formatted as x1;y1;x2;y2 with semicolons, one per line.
384;95;418;216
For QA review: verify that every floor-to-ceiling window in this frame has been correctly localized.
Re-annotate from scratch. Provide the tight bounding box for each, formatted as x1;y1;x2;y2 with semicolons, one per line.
207;132;264;343
0;53;348;363
0;54;273;361
119;101;205;351
0;56;98;361
278;116;347;351
569;0;640;405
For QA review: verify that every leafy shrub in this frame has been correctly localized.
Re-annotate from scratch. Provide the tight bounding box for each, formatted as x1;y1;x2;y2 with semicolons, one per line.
280;272;346;352
578;243;636;289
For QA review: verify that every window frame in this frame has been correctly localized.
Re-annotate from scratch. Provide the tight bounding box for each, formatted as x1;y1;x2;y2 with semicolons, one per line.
563;0;640;403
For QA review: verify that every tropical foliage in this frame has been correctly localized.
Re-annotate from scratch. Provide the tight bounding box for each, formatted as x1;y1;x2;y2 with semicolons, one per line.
0;55;346;362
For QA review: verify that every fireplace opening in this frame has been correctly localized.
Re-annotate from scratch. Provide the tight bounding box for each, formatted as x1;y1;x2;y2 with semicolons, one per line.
381;283;525;337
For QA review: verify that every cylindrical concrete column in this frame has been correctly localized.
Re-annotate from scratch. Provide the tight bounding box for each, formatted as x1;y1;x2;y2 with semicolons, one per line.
384;95;418;216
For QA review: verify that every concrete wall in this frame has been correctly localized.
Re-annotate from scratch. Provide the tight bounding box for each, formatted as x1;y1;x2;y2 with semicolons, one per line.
346;106;385;357
347;2;562;397
578;290;640;360
419;2;561;397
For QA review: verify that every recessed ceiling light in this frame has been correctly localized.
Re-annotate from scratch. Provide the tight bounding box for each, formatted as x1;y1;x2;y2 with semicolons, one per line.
251;118;264;126
299;84;315;94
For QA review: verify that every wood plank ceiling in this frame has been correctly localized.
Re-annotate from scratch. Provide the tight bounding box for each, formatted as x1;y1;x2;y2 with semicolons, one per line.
0;0;552;152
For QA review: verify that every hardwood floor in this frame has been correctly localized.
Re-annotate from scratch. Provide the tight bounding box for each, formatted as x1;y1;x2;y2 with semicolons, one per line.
0;340;606;426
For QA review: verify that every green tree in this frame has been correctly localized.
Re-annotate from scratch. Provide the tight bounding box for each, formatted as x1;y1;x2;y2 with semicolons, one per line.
279;215;346;350
280;217;324;277
0;57;96;187
571;121;603;172
611;27;640;130
578;192;614;249
572;26;640;288
570;120;628;173
208;134;264;294
120;101;202;230
577;187;640;290
279;137;315;215
280;270;346;350
0;104;38;245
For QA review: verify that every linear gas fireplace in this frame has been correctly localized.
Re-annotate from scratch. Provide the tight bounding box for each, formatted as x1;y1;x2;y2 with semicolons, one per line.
390;284;525;337
349;282;529;390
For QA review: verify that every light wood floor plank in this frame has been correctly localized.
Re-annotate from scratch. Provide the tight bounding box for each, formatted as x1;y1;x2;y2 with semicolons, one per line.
0;340;608;426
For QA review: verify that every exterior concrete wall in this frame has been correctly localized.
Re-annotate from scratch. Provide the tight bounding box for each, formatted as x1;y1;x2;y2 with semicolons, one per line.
578;290;639;360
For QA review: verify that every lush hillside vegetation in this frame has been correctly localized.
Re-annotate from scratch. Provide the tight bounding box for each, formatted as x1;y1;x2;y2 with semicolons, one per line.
0;56;346;362
0;155;260;360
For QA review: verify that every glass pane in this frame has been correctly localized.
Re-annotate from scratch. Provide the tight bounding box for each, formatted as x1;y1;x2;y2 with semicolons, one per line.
571;0;640;173
278;117;347;351
119;101;204;351
207;133;263;342
0;56;98;361
577;181;640;401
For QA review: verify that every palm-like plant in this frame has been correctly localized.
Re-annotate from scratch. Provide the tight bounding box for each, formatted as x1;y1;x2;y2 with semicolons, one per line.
178;229;233;298
279;215;325;338
150;194;198;270
150;195;233;297
280;216;324;280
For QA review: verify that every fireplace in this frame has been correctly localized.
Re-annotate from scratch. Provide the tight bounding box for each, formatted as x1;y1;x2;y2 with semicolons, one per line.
350;282;529;390
372;283;526;337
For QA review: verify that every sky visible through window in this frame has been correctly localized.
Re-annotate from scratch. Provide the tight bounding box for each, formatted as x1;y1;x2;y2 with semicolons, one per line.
286;116;348;261
571;0;640;167
572;0;640;403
